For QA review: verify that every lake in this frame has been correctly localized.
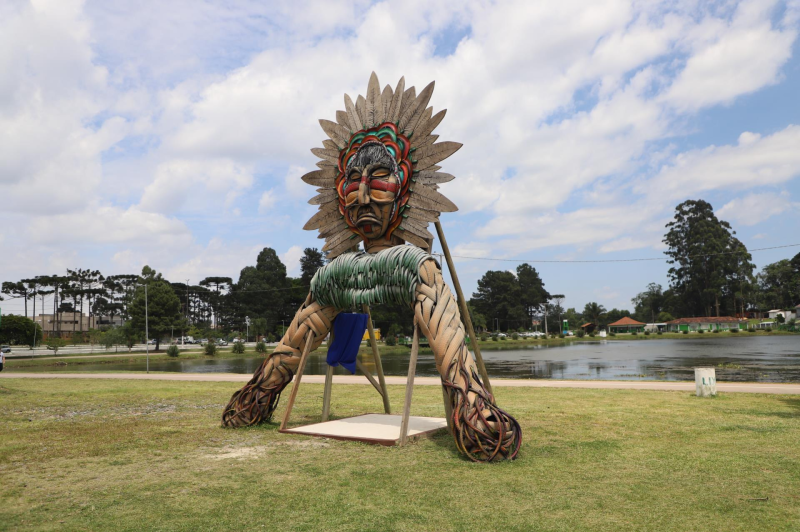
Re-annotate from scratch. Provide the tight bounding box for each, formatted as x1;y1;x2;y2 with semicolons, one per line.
27;335;800;382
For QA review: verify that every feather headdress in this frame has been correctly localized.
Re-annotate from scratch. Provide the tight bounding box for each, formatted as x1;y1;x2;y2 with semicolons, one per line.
302;72;460;258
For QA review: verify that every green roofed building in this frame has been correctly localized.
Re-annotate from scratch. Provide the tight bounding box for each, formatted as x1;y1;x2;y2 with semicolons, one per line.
608;317;645;333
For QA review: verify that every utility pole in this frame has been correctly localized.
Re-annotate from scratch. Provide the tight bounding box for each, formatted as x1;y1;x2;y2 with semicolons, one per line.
245;316;250;343
544;304;548;336
145;284;149;374
185;279;190;346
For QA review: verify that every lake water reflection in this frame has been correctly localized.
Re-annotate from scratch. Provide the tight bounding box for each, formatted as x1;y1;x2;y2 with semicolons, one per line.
37;336;800;382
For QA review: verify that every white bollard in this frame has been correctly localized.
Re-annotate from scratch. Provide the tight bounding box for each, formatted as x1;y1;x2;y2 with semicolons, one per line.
694;367;717;397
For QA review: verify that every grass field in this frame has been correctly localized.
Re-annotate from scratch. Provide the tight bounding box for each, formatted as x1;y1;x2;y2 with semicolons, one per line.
1;378;798;531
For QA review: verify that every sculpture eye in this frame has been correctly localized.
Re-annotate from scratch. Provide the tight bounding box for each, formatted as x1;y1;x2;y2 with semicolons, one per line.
371;168;390;179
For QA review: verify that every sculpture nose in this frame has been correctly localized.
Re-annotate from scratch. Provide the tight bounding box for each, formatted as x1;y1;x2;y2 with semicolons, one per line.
358;171;370;205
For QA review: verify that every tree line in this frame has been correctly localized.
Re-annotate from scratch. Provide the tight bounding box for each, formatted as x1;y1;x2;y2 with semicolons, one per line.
2;199;798;346
467;199;800;332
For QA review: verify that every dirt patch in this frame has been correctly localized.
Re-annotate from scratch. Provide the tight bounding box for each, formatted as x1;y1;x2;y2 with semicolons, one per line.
202;440;330;460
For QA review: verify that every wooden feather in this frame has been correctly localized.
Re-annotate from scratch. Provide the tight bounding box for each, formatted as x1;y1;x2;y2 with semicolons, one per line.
311;147;340;164
303;204;342;230
336;110;351;130
401;218;433;240
405;207;440;223
410;109;446;148
322;139;340;151
395;228;429;249
415;170;455;185
356;95;366;126
322;228;357;249
326;236;363;258
399;81;434;134
308;189;339;205
344;94;362;131
319;119;350;147
316;159;336;169
318;219;349;238
413;141;462;170
365;72;383;127
407;107;432;142
388;77;405;123
409;184;458;212
399;86;416;122
301;167;338;185
381;84;393;120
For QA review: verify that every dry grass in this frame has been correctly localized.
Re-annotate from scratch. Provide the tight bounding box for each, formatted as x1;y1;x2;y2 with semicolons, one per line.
1;378;798;531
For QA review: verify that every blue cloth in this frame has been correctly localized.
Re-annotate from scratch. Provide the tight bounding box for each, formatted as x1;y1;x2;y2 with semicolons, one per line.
327;313;368;374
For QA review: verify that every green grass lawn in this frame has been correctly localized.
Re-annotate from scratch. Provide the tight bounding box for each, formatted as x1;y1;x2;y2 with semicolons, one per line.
1;378;798;531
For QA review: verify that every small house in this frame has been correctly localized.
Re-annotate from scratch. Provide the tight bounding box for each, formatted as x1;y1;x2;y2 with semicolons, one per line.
580;322;596;333
608;317;646;333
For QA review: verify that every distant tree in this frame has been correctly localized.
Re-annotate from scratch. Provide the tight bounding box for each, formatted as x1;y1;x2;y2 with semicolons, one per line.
0;314;42;346
582;302;607;328
45;337;67;355
300;247;325;286
129;266;183;351
517;264;551;324
656;311;674;322
466;303;488;332
1;282;32;317
632;283;664;323
603;308;630;327
758;259;798;310
199;276;233;329
471;270;527;331
233;248;292;336
663;199;754;317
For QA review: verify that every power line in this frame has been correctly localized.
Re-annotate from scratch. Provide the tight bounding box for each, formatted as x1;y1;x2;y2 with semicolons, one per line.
441;243;800;264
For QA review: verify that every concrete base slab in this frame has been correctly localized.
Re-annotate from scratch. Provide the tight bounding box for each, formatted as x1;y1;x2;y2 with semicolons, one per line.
280;413;448;446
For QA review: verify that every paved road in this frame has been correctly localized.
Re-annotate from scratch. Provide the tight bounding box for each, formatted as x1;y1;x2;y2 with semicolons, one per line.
2;372;799;394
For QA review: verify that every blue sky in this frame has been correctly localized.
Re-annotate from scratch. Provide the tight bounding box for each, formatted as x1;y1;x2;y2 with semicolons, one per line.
2;0;800;317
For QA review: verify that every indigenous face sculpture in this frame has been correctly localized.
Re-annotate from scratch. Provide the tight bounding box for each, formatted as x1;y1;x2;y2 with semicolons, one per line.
343;142;401;242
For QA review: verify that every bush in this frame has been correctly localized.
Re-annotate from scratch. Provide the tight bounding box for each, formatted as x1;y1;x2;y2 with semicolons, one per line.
255;341;267;353
500;335;507;341
588;332;595;337
167;345;180;357
480;334;488;342
682;330;688;335
712;329;720;334
232;341;245;354
765;328;772;333
558;333;565;339
644;330;650;336
609;332;616;337
576;330;585;338
749;328;757;333
631;331;638;336
657;331;663;335
385;335;397;346
697;329;704;334
204;342;217;356
511;333;519;340
492;336;498;342
730;328;739;333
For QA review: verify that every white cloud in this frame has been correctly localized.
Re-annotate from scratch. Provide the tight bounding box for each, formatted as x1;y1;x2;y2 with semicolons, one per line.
163;238;266;282
258;190;277;214
598;236;663;254
716;191;797;226
641;125;800;201
280;245;304;277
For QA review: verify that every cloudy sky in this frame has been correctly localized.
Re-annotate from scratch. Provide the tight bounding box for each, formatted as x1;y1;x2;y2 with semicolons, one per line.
2;0;800;317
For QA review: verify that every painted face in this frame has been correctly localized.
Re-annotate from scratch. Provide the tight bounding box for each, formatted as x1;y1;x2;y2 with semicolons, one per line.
342;142;400;240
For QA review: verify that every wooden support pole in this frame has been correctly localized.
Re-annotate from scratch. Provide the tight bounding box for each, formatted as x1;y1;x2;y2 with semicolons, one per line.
279;330;315;431
363;303;391;414
399;323;420;446
321;364;334;422
355;358;385;398
433;221;494;396
441;385;454;436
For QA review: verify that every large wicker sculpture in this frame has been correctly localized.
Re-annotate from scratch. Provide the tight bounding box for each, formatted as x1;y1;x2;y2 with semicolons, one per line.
222;73;521;462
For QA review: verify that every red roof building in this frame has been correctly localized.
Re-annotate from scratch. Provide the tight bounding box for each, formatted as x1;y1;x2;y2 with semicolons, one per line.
608;317;645;333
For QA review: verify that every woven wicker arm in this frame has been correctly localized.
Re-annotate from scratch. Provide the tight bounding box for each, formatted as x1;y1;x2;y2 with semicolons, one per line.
221;294;339;427
415;259;522;461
